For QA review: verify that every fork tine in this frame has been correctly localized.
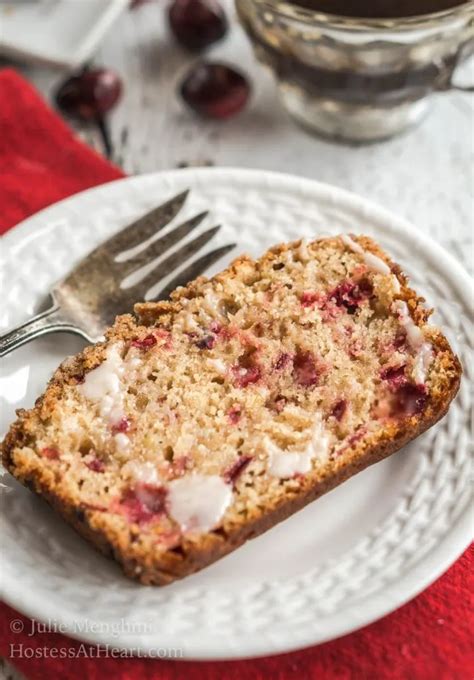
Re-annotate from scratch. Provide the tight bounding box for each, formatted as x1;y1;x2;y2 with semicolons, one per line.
126;226;222;299
155;244;236;301
98;190;189;258
114;211;208;277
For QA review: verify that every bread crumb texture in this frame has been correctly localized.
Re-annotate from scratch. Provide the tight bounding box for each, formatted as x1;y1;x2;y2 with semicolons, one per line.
2;235;461;584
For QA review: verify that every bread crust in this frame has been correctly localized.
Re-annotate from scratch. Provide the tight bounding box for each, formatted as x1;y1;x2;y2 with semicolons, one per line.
2;235;462;585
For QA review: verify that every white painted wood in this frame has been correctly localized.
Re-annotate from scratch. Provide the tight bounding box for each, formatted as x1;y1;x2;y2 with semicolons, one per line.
12;0;474;270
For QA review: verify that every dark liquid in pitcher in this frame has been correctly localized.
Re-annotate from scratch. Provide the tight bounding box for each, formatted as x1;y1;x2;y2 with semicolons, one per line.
241;0;471;106
290;1;468;18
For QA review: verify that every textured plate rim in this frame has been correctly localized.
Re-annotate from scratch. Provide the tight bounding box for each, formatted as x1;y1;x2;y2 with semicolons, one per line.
1;168;472;659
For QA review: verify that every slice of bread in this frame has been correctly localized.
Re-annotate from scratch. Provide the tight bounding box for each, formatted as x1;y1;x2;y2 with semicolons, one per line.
2;235;461;585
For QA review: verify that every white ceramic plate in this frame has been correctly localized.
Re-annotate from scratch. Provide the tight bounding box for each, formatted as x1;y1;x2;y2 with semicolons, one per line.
1;169;472;660
0;0;128;68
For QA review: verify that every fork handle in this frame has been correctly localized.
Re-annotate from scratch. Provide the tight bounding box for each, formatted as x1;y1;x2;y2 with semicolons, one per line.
0;306;91;358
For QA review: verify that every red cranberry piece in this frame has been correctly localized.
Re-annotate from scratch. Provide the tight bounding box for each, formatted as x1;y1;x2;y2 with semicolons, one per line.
348;337;364;359
330;281;357;310
131;334;157;349
118;484;167;524
111;417;130;434
274;352;291;370
393;331;407;350
232;364;261;388
86;458;105;473
71;373;85;384
169;0;227;51
227;404;242;424
394;384;428;416
223;456;252;485
210;322;236;341
130;0;150;8
300;291;320;308
210;321;222;334
41;447;60;460
180;62;250;119
154;328;172;348
55;68;122;121
135;484;167;513
330;279;373;314
196;334;216;350
292;351;319;388
331;399;347;421
380;365;408;391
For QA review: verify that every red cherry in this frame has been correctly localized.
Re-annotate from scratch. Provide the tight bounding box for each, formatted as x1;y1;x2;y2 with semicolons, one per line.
168;0;227;51
55;68;122;121
180;62;250;119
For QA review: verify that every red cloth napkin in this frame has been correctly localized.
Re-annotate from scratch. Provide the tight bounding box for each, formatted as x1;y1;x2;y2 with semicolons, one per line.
0;69;122;234
1;68;473;680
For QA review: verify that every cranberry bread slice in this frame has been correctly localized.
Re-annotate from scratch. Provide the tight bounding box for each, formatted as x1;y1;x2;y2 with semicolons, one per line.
2;235;461;585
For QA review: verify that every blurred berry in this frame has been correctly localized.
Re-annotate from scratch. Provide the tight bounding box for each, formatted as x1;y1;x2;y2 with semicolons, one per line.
55;68;122;121
130;0;151;8
180;62;250;119
169;0;227;51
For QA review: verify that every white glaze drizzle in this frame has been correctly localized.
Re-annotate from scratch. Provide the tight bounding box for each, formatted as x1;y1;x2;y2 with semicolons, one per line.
392;300;433;384
363;251;391;275
266;418;330;479
207;358;227;375
297;238;310;262
392;300;424;348
341;234;393;279
412;342;433;385
266;440;313;478
202;291;222;318
174;429;195;456
122;460;161;485
114;433;130;452
78;345;126;424
341;233;364;254
167;474;232;533
183;313;200;333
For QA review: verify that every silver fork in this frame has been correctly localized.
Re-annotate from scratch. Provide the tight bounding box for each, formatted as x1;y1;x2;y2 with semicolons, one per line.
1;190;235;357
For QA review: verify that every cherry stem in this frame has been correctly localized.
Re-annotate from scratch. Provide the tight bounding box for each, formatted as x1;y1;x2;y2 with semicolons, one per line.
96;116;113;159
